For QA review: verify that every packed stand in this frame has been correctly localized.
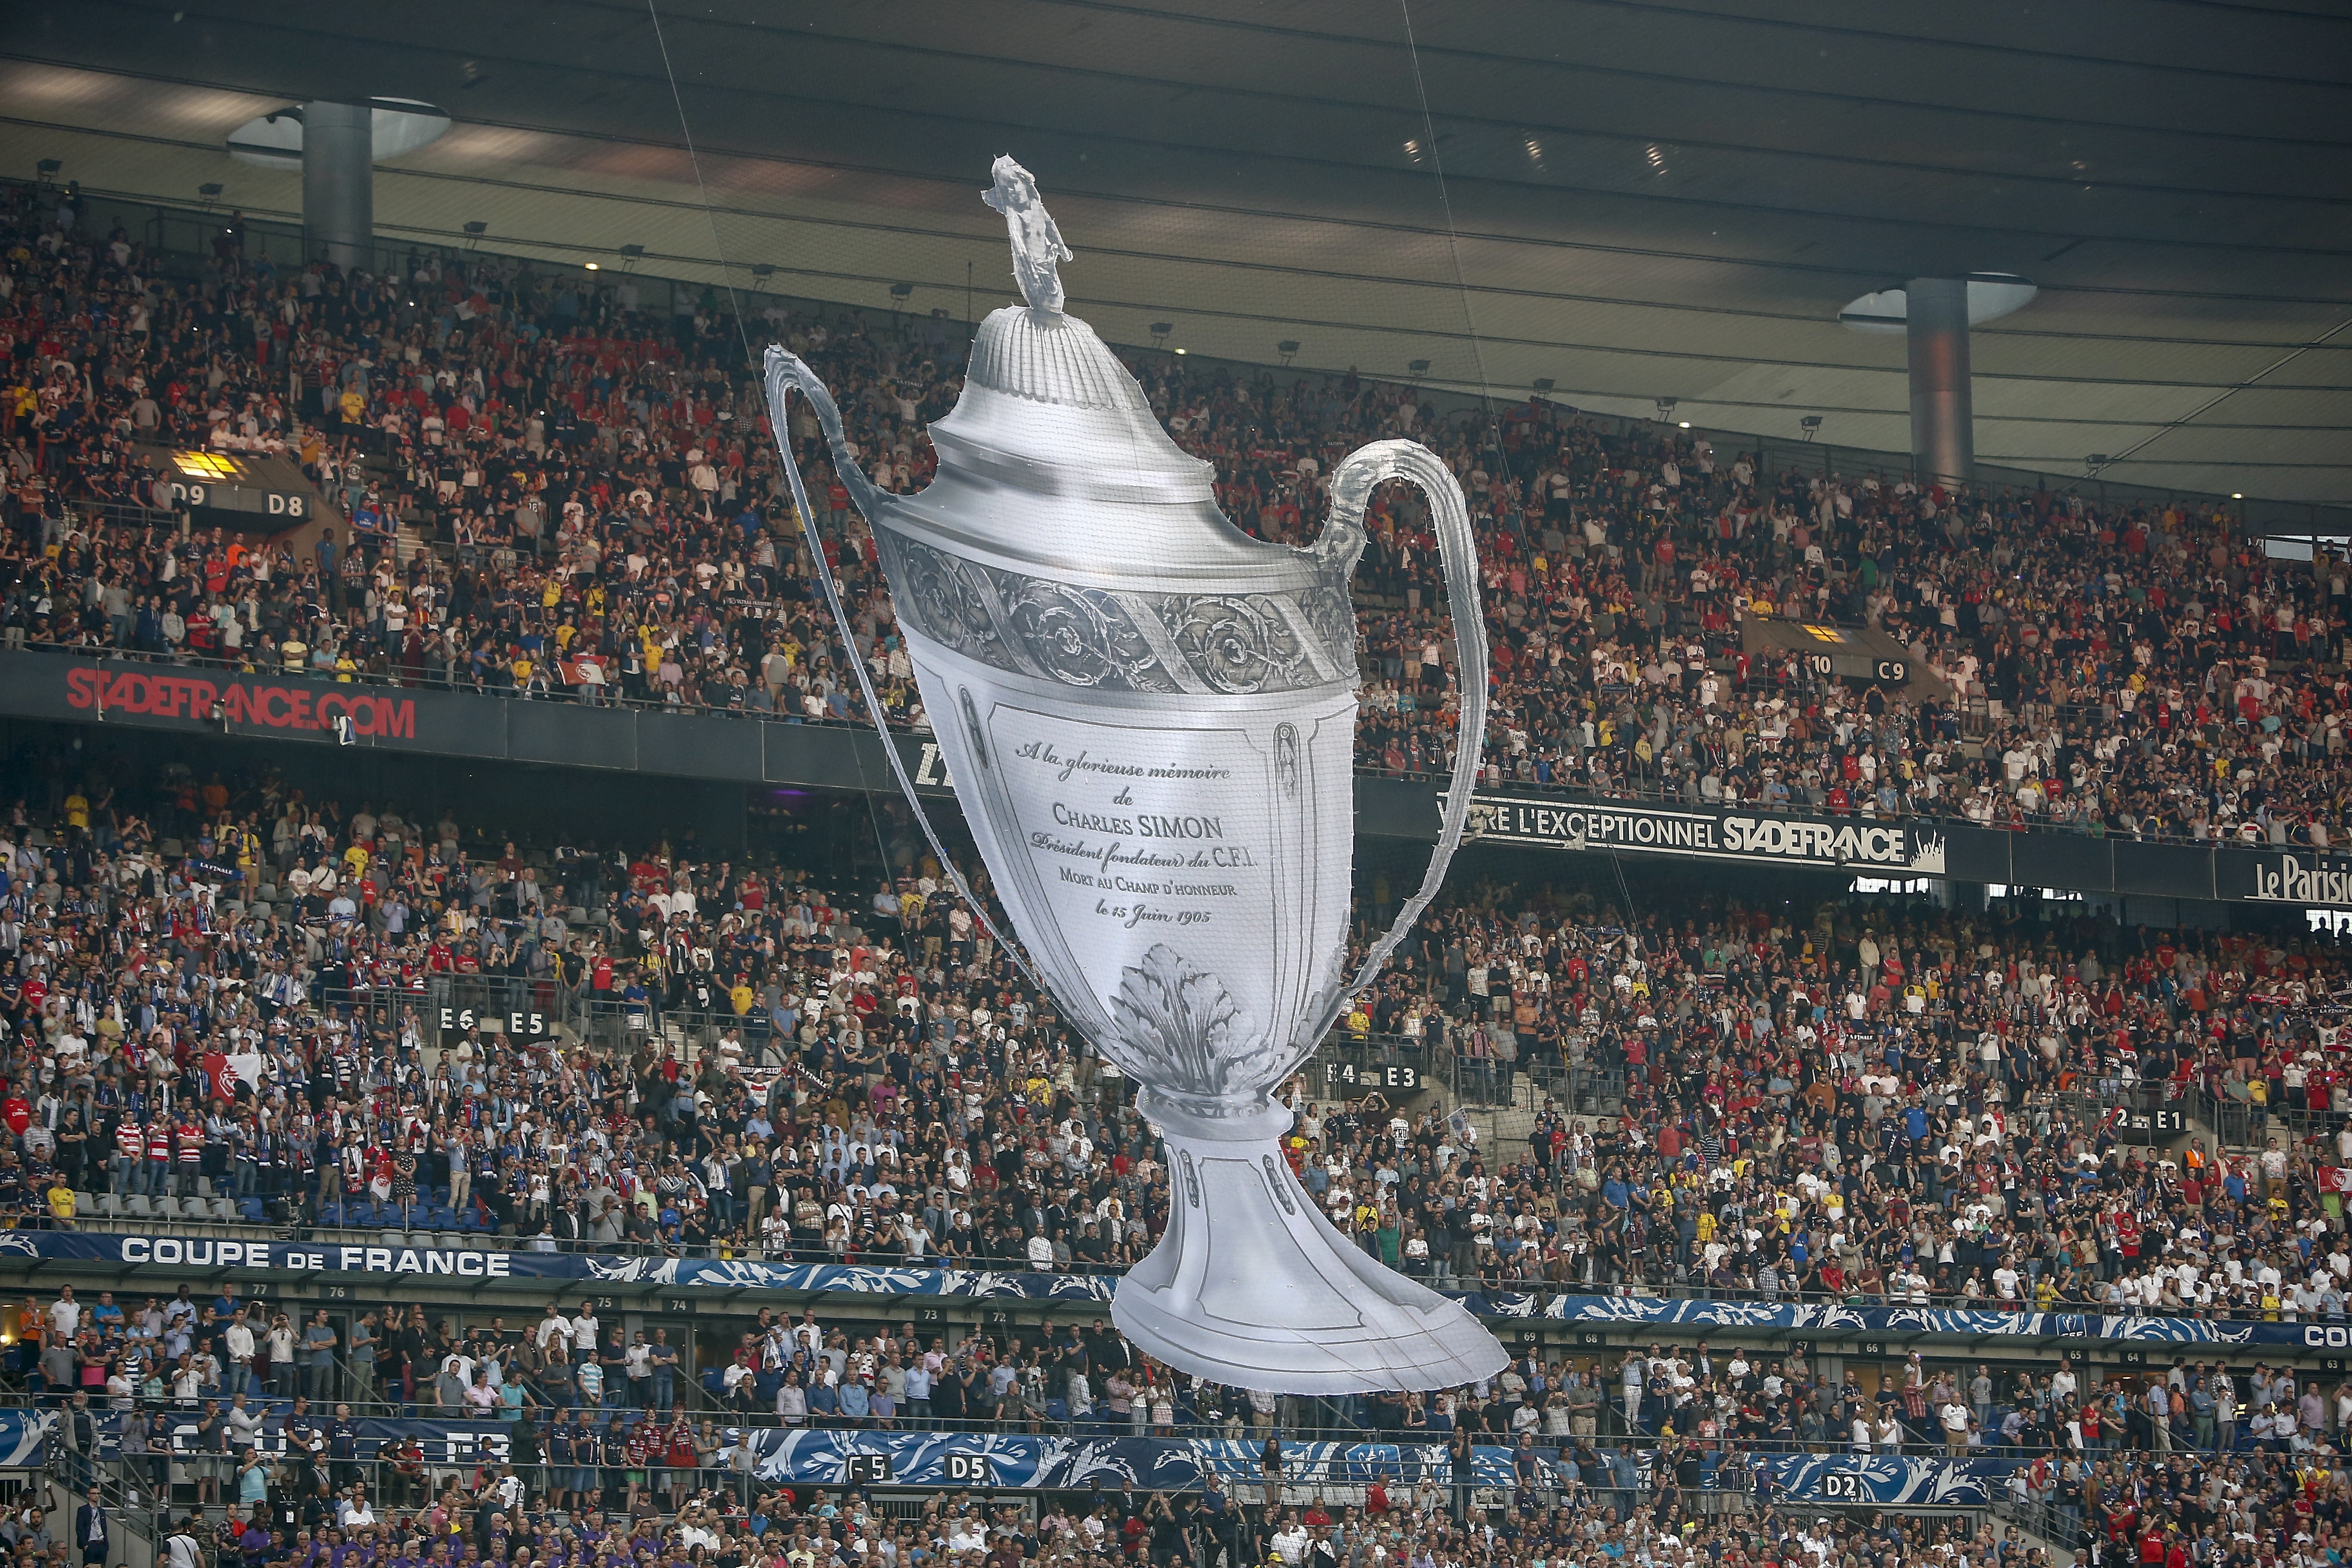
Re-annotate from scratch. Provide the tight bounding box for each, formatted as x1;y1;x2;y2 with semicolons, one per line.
1337;879;2352;1314
8;745;2352;1318
42;1338;2352;1568
23;1453;2073;1568
3;181;2345;850
0;751;1176;1275
14;750;2352;1460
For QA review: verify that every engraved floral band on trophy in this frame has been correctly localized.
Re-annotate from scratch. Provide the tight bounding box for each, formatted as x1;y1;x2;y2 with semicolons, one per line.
760;157;1505;1392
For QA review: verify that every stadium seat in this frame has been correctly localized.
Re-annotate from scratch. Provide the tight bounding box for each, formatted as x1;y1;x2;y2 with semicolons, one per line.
195;1176;214;1198
71;1191;93;1216
152;1195;181;1219
125;1195;152;1217
238;1200;267;1224
209;1197;236;1222
94;1193;121;1218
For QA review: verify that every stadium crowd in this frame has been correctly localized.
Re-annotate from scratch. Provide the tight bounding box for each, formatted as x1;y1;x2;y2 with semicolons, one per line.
5;180;2350;852
51;1465;2082;1568
30;1356;2352;1568
0;754;2344;1548
5;741;2352;1310
13;166;2352;1568
10;755;2350;1568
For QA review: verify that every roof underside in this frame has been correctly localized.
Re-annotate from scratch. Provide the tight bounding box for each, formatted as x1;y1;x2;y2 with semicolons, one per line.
4;0;2348;501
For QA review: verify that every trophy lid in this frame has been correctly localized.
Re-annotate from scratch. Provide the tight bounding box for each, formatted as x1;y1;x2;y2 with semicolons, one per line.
891;159;1313;591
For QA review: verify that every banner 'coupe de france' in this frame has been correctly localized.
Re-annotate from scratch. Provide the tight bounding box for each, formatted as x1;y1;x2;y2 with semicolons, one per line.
761;158;1504;1392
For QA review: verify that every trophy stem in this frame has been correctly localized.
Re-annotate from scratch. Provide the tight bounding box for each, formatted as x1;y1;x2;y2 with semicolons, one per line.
1113;1121;1506;1394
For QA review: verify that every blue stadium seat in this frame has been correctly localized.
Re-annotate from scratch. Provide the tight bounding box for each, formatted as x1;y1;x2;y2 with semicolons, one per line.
238;1199;267;1223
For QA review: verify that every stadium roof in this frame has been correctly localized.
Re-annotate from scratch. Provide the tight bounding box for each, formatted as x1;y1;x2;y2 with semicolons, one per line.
5;0;2348;504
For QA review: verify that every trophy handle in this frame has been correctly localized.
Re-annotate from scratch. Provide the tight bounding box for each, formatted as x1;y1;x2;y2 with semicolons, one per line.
1315;438;1491;1014
758;346;1047;995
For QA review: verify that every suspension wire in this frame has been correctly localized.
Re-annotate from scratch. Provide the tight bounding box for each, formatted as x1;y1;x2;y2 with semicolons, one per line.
1399;0;1646;972
1398;0;1499;428
644;0;750;360
643;0;909;905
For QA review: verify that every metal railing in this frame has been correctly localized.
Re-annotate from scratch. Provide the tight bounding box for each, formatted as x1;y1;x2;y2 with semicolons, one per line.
2185;1080;2352;1148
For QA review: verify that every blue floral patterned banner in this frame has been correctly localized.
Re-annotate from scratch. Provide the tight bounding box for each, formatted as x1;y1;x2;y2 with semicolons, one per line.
14;1233;2339;1352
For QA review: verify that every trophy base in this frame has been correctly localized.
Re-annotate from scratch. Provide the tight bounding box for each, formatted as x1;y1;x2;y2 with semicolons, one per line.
1113;1121;1506;1394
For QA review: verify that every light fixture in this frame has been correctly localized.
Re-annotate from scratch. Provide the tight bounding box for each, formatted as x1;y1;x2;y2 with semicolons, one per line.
1678;421;1691;429
889;282;914;300
620;244;645;257
197;181;223;201
1408;359;1430;377
2232;492;2244;500
1150;322;1173;348
1655;397;1678;422
463;220;488;234
2088;454;2111;469
35;158;61;179
1277;340;1299;366
584;262;599;271
1532;378;1554;394
1799;415;1823;441
1173;348;1187;355
750;264;775;280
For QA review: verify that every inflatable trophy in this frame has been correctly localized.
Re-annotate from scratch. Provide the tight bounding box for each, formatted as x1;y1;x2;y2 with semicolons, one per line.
760;157;1504;1392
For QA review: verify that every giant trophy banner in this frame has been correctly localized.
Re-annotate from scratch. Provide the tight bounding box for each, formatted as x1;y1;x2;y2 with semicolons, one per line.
760;158;1504;1393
